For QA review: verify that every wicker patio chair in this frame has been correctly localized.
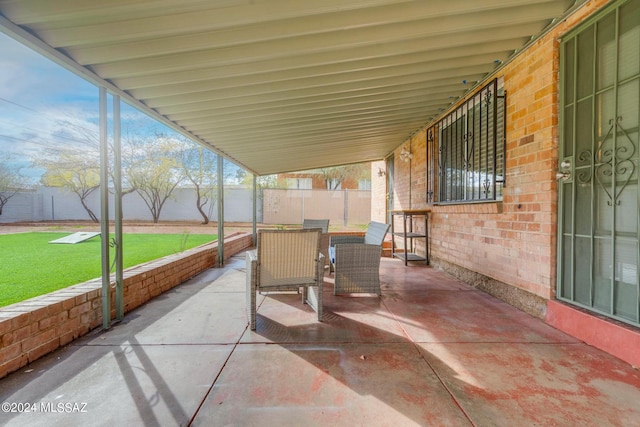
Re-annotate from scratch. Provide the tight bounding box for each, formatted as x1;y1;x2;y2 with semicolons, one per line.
303;219;330;268
246;228;324;330
302;219;329;233
328;221;390;295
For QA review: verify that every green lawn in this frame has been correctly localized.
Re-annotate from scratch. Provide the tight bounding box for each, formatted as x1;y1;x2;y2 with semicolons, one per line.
0;232;217;307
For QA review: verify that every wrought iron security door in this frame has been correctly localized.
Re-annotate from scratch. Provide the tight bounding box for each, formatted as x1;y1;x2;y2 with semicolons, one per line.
558;0;640;327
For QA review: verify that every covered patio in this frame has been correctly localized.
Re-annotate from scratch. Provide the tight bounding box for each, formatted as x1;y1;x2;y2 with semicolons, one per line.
1;253;639;426
2;1;640;424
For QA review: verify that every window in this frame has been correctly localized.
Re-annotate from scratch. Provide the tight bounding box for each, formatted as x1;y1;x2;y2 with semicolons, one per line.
286;178;312;189
358;179;371;190
430;79;506;203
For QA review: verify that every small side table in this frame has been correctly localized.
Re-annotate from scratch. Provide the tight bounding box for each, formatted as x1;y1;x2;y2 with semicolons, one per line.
390;209;430;266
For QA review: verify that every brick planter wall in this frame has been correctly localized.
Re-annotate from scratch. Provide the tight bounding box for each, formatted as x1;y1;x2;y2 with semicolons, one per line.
0;232;253;379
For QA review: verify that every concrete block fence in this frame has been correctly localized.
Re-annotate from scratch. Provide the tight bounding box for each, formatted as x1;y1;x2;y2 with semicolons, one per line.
0;232;253;379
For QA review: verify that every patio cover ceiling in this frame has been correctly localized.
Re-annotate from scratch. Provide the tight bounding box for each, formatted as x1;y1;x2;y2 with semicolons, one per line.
0;0;581;176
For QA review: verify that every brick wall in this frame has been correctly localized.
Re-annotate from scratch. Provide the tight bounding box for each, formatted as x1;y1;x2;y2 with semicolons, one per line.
0;232;253;379
385;132;431;257
372;0;610;303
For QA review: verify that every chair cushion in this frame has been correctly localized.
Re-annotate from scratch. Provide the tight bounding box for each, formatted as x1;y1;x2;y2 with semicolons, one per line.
363;221;390;245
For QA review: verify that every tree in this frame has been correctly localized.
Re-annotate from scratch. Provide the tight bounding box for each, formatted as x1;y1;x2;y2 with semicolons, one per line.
179;145;218;224
34;116;135;223
179;142;245;224
241;173;279;190
125;133;185;223
317;163;370;189
37;150;101;222
0;160;28;216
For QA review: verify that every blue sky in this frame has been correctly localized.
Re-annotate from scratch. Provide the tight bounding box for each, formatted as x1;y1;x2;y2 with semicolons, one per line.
1;31;98;160
0;32;185;182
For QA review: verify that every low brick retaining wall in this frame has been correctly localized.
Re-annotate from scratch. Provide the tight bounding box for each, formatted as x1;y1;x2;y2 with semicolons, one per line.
0;232;253;379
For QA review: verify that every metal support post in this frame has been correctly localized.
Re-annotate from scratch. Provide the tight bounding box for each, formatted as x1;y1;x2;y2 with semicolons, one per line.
252;174;257;245
99;87;111;329
113;95;124;320
217;155;224;266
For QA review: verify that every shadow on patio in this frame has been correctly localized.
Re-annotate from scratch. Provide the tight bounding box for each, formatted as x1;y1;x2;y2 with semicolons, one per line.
1;253;640;426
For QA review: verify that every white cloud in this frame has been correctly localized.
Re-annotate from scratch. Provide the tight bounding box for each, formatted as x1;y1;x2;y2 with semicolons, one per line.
0;33;96;106
0;33;222;183
0;32;104;164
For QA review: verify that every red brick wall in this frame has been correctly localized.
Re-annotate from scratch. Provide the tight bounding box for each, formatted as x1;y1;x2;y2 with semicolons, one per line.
384;132;431;256
0;233;253;379
372;0;611;300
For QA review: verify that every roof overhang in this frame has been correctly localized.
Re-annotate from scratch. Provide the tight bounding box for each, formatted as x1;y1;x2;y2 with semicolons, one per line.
0;0;583;175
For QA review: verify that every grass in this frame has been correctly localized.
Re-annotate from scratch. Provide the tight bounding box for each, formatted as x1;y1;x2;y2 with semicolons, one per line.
0;232;217;307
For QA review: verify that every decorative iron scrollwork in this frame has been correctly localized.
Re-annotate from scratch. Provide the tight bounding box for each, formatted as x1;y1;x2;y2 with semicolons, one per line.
594;116;636;206
576;150;592;185
483;90;492;108
482;178;491;196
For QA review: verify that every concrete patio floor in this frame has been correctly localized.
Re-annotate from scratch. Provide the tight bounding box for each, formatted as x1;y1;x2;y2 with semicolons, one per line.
1;253;640;427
